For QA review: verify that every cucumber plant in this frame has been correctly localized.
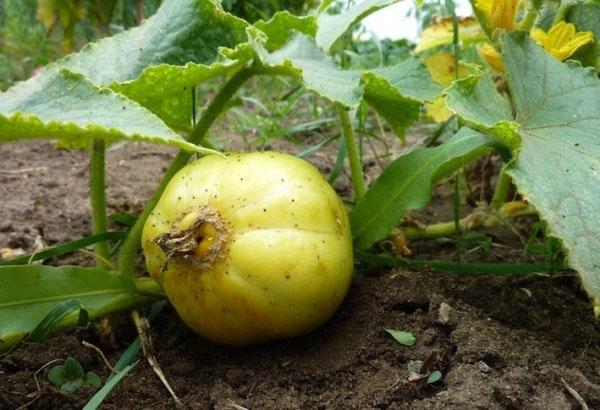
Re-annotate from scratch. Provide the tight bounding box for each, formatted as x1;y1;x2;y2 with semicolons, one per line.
0;0;599;361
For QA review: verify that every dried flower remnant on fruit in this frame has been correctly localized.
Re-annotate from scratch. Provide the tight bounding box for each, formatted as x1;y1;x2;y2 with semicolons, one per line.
154;207;229;272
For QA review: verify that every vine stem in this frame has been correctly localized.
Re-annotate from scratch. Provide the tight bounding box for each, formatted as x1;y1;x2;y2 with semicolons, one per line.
520;8;539;31
491;168;512;209
118;68;255;276
336;104;366;200
400;201;537;241
90;139;111;269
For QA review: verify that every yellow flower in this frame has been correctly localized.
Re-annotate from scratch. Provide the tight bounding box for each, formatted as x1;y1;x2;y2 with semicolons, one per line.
531;21;594;61
424;52;468;86
476;0;519;31
423;53;468;123
426;97;453;123
479;44;505;72
415;16;484;53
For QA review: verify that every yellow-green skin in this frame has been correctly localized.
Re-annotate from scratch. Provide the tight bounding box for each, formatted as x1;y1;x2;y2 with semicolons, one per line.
142;152;353;345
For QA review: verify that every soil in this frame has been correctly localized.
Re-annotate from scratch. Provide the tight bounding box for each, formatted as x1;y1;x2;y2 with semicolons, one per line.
1;138;600;409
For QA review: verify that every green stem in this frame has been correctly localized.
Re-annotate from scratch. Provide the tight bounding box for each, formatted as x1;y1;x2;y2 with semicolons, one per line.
356;251;564;276
90;139;111;269
468;0;493;41
336;104;366;200
135;278;166;298
402;202;537;241
520;8;539;31
552;3;570;26
118;68;255;276
445;0;461;80
491;168;512;209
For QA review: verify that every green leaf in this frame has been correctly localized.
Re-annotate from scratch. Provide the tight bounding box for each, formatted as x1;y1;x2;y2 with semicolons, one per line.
84;371;102;389
0;69;208;152
64;357;85;381
252;32;439;138
316;0;400;52
446;74;512;128
351;128;496;250
448;31;600;313
427;370;442;384
255;11;317;50
59;0;248;84
48;364;66;386
0;265;161;352
62;379;84;393
254;32;360;106
446;73;520;149
385;329;416;346
567;3;600;70
112;48;252;131
407;360;423;373
1;0;252;140
363;60;442;138
62;0;250;131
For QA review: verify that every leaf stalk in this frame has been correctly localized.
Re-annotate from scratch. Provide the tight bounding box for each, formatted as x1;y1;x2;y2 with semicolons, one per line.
336;104;366;200
90;139;111;269
401;201;536;241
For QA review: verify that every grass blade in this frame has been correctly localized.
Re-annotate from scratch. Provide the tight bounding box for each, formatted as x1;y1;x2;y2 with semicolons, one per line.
82;363;137;410
27;300;87;343
0;231;127;266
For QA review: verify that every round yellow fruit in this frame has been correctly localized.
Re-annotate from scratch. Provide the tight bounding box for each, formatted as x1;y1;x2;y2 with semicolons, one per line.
142;152;353;345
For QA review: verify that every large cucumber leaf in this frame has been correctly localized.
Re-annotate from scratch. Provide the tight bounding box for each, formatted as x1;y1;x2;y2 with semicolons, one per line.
0;69;207;152
316;0;400;52
567;3;600;70
252;32;440;138
58;0;248;84
0;265;162;352
111;45;253;131
351;128;497;250
254;11;317;50
448;32;600;313
62;0;250;131
0;0;251;145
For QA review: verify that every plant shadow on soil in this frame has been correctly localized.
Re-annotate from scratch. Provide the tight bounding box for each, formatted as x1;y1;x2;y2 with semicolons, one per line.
1;139;600;409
